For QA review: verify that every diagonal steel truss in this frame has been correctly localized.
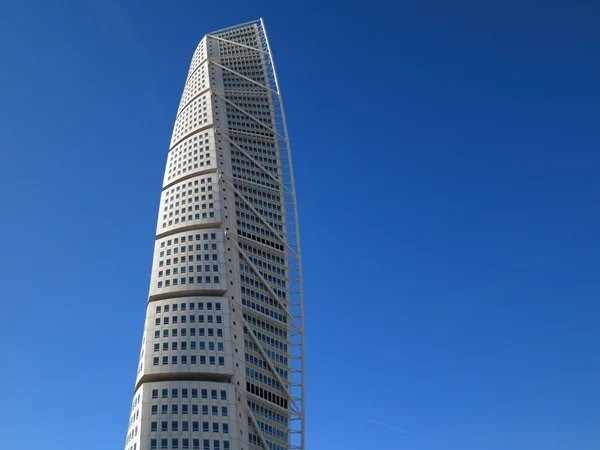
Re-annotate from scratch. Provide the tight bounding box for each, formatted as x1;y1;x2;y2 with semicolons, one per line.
207;19;305;450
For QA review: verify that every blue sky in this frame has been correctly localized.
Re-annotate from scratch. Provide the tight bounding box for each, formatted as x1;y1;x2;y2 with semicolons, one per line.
1;0;599;449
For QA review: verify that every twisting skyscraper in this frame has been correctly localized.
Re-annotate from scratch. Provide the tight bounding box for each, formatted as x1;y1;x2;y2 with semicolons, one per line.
123;19;305;450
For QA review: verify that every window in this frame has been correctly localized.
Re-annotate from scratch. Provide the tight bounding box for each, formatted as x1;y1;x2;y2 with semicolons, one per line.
218;357;225;366
202;422;209;432
161;439;168;450
203;440;210;450
172;421;179;431
161;405;168;414
172;389;178;398
182;421;189;431
153;357;159;366
161;421;168;432
222;423;229;434
202;405;208;415
151;405;158;415
221;407;227;417
193;439;200;450
192;389;198;398
210;390;217;400
193;421;199;432
150;439;157;450
172;404;178;414
192;405;199;415
212;423;219;433
211;406;218;416
152;390;158;399
201;389;208;399
151;422;157;432
220;390;227;400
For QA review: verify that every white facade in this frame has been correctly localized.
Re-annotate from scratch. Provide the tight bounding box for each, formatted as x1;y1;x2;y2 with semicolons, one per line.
124;20;305;450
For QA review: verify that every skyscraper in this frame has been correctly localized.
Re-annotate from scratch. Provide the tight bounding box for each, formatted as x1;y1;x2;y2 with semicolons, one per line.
123;19;305;450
